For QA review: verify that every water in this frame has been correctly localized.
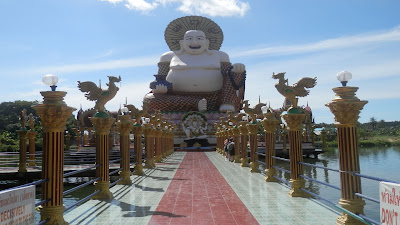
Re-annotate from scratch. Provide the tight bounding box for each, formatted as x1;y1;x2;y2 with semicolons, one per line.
273;146;400;223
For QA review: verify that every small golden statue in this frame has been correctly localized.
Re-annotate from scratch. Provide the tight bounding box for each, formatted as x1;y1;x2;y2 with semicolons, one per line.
77;76;121;113
272;72;317;108
28;113;35;130
19;109;27;129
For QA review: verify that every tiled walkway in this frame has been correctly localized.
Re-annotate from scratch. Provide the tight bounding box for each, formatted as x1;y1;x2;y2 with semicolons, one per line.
148;152;258;225
64;152;338;225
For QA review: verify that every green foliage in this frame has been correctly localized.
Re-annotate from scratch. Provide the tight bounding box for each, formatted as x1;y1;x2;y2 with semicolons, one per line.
0;100;77;152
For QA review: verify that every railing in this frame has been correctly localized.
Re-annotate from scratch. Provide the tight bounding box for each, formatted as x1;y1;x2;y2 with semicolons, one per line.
263;154;394;225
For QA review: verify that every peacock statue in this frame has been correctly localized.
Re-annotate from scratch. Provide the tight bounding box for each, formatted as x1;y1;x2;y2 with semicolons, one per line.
78;76;121;113
272;72;316;108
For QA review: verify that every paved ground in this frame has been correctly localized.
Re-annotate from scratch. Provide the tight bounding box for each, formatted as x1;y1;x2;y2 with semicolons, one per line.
64;151;339;225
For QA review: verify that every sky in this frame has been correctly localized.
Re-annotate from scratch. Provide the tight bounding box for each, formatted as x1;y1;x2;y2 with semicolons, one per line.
0;0;399;124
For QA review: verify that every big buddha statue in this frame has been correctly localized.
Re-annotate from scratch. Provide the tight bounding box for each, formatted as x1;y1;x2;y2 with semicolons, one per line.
143;16;246;112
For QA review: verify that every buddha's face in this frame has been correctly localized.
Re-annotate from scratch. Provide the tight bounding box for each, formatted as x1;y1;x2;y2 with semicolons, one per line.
182;30;208;55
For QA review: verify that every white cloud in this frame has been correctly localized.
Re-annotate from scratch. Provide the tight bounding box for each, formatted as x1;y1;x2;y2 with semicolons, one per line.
176;0;249;17
231;26;400;58
100;0;250;17
28;56;158;75
125;0;159;12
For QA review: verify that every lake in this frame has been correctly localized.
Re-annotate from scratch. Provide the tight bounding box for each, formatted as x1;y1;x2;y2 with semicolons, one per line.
272;146;400;223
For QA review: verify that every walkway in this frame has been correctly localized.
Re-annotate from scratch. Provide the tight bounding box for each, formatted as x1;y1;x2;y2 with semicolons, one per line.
64;152;338;225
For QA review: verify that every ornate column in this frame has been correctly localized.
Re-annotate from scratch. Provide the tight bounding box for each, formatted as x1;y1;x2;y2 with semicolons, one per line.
28;131;37;167
17;130;28;173
33;91;75;225
143;124;155;169
247;122;260;173
282;111;306;197
232;127;241;163
154;129;163;163
116;114;133;184
132;123;145;175
326;84;367;225
91;114;115;200
261;112;279;182
239;121;249;167
28;113;37;166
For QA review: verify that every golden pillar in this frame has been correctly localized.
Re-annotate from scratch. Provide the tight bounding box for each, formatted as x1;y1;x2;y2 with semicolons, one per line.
326;85;367;225
116;115;132;184
28;131;37;167
143;124;155;169
282;112;306;197
33;91;75;225
239;121;249;167
132;124;145;175
261;112;279;182
91;115;115;200
247;123;260;173
232;127;241;163
17;130;28;173
154;129;163;163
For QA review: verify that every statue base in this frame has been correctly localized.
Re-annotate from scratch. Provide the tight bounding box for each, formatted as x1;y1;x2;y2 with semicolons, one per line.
184;138;209;147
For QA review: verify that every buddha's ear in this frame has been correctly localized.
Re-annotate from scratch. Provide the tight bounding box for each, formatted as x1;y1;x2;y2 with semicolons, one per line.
176;40;184;55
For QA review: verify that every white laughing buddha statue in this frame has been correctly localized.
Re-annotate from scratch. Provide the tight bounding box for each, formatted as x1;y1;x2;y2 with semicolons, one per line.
143;16;246;112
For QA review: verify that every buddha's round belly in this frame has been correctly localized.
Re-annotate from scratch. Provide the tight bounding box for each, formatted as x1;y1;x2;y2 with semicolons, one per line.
166;69;223;92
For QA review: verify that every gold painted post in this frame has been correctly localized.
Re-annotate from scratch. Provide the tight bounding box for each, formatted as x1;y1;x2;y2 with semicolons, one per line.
132;123;145;175
247;123;260;173
33;91;76;225
91;115;115;200
232;127;241;163
154;128;162;163
261;112;279;182
28;113;37;166
116;115;133;184
28;131;37;167
143;124;155;168
282;111;306;197
326;83;367;225
239;121;249;167
17;130;28;173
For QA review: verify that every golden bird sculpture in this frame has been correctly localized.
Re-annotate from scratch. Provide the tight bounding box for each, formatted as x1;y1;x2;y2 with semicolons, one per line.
242;100;266;123
124;102;149;121
272;72;316;108
78;76;121;113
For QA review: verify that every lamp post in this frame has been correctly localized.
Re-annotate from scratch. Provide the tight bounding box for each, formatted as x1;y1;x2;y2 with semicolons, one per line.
33;74;75;224
326;71;367;224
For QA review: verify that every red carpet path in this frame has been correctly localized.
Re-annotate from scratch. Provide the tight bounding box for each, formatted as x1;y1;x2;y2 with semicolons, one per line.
148;152;259;225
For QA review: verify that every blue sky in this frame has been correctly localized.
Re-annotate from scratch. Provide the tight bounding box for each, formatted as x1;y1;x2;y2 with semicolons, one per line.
0;0;399;123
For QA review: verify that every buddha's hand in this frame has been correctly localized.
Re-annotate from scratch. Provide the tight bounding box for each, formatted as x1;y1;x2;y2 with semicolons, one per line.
153;84;168;94
231;63;245;73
